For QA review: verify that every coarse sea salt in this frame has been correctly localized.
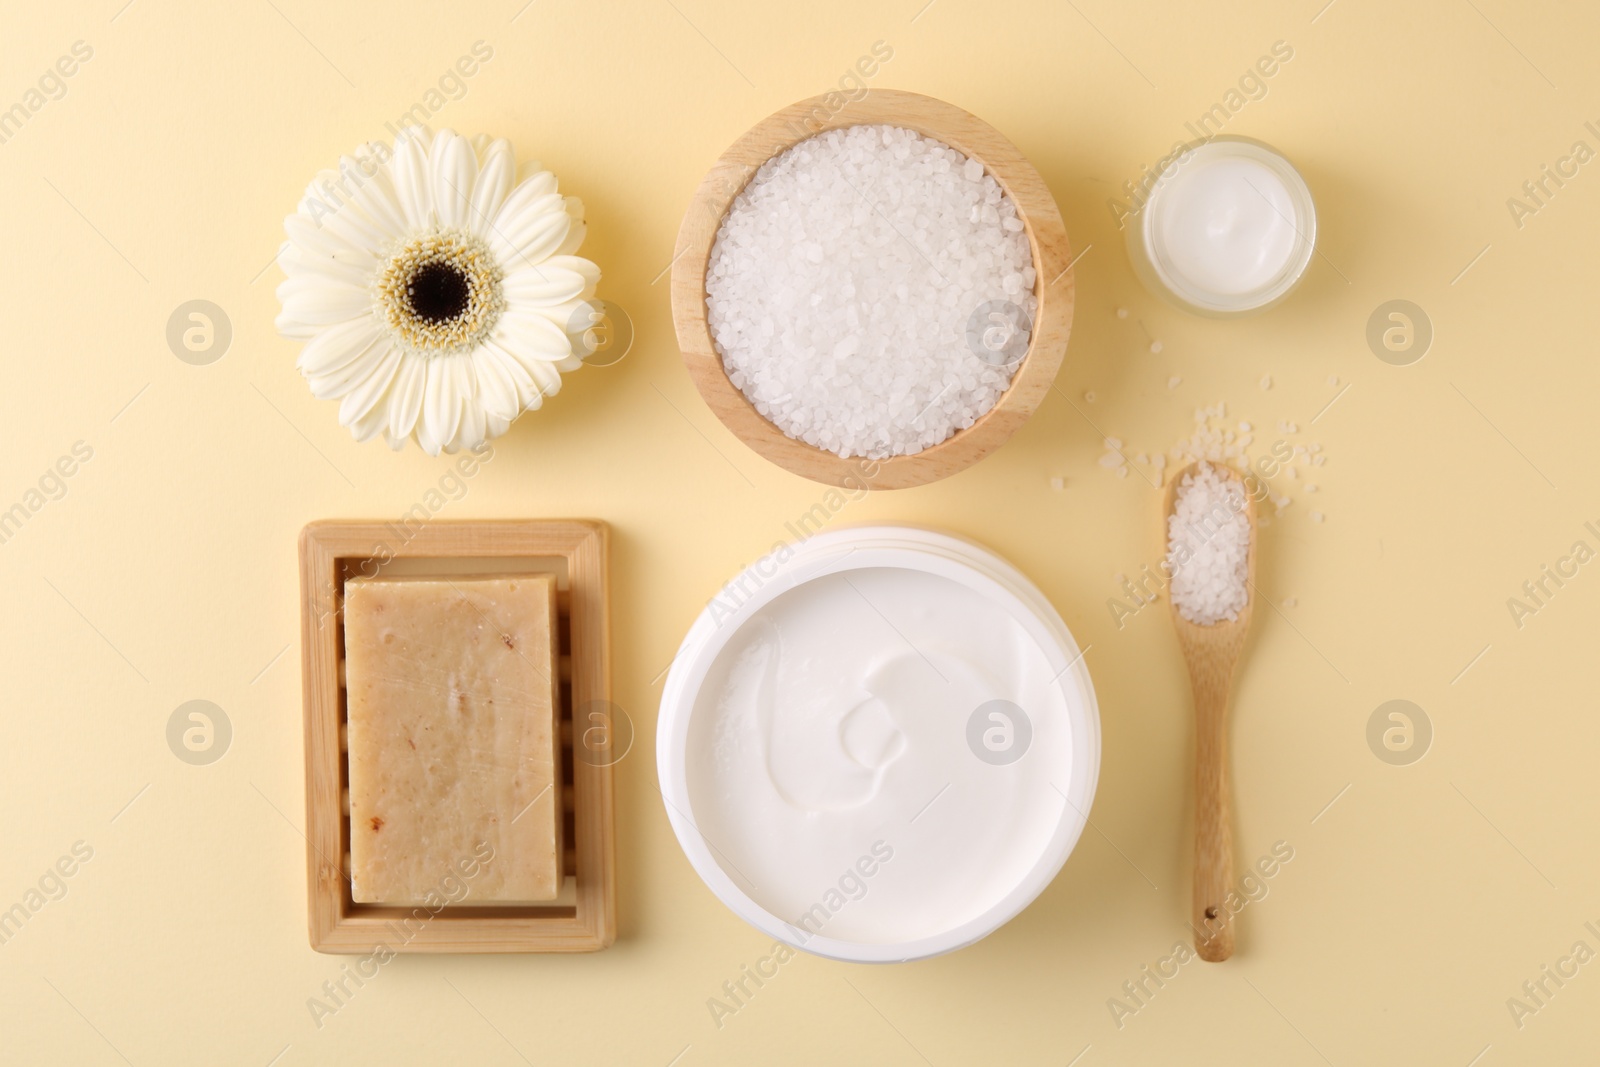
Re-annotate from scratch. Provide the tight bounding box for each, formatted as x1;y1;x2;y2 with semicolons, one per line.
1167;462;1251;626
705;124;1037;459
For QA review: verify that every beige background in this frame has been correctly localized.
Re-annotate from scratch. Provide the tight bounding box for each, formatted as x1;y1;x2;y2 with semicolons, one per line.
2;0;1597;1063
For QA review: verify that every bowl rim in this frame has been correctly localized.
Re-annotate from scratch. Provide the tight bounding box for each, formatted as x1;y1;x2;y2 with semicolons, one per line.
655;524;1102;963
670;89;1075;491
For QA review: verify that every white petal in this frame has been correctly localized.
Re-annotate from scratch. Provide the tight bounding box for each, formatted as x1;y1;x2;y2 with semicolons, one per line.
429;129;477;231
347;149;409;233
386;355;427;442
543;254;601;297
414;410;441;456
339;346;404;438
276;315;319;341
527;358;563;396
388;127;434;230
468;139;515;236
472;345;525;420
450;395;487;454
295;315;380;375
491;172;559;231
307;338;391;400
492;334;565;397
481;341;541;409
555;217;586;257
494;192;566;238
278;277;372;326
519;297;590;332
501;265;588;305
490;211;571;271
300;178;389;254
493;310;574;361
284;213;364;262
422;357;463;454
279;245;373;289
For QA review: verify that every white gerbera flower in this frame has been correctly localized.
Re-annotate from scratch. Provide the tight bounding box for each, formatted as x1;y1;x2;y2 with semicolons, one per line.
275;127;599;454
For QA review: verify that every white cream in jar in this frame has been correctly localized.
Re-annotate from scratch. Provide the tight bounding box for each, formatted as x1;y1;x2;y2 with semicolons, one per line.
658;527;1100;962
1127;136;1316;316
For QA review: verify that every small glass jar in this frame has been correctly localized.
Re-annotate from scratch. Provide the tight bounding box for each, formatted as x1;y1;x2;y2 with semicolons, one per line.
1126;136;1316;317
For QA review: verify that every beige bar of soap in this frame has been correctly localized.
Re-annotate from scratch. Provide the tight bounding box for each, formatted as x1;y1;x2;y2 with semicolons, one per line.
344;575;562;905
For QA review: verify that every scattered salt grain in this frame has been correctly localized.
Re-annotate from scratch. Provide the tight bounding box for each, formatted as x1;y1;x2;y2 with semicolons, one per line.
1167;376;1182;389
1305;483;1318;493
1167;463;1251;626
1261;375;1273;390
706;124;1036;460
1150;341;1164;353
1084;390;1097;403
1310;510;1325;523
1116;307;1129;319
1283;597;1298;608
1327;376;1340;387
1050;476;1066;490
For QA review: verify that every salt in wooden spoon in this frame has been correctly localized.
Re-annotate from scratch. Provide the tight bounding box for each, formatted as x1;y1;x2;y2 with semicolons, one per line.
1163;461;1257;963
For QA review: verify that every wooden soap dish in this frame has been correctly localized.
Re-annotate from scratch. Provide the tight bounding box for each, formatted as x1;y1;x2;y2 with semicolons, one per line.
298;519;615;953
671;88;1076;490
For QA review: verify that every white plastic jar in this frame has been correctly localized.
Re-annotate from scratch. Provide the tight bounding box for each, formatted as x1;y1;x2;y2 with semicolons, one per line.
657;525;1100;963
1126;136;1316;316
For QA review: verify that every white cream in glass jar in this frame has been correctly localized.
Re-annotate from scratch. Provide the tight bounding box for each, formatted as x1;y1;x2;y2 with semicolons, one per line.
1127;136;1316;316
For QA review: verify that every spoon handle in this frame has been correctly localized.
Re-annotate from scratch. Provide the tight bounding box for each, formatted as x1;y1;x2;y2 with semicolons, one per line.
1192;675;1235;962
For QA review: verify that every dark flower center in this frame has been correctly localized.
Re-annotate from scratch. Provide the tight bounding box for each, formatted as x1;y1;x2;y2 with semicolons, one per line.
407;261;471;324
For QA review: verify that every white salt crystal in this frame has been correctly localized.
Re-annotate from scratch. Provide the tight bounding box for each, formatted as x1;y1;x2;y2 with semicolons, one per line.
1084;390;1097;403
1168;376;1182;389
706;125;1035;459
1283;597;1298;608
1050;476;1066;490
1327;376;1339;386
1116;307;1129;319
1150;341;1164;353
1261;375;1273;390
1105;436;1123;449
1166;463;1251;626
1310;510;1325;523
1306;483;1318;493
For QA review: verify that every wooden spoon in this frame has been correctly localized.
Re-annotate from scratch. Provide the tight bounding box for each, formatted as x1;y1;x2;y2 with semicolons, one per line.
1163;461;1258;963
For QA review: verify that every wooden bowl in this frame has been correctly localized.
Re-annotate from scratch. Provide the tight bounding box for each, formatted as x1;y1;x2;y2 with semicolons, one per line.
671;89;1075;490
